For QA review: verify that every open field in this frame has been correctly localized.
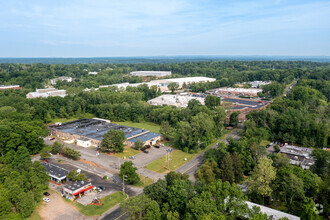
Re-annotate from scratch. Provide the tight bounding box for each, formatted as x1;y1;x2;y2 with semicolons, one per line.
74;191;126;216
134;174;154;188
113;121;161;133
145;129;235;173
112;147;140;159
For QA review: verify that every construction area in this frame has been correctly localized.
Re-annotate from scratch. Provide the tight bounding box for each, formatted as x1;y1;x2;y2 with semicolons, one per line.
147;93;206;108
222;97;270;123
49;118;161;147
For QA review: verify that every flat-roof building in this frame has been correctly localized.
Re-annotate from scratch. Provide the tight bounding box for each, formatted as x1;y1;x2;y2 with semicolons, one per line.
88;71;98;75
0;85;22;90
280;144;314;169
50;76;73;85
49;118;161;147
63;181;94;200
99;77;216;92
26;88;67;98
246;201;300;220
130;71;171;77
148;93;206;108
208;87;262;97
42;162;69;184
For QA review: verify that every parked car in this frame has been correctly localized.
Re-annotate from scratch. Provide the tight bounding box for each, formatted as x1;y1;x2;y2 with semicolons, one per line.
50;137;55;141
154;145;160;149
43;197;50;203
143;150;149;154
129;156;135;159
99;186;106;190
93;186;102;192
43;192;50;196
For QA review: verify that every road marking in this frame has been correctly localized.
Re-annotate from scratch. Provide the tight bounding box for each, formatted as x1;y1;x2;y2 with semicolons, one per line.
183;161;202;174
115;211;127;220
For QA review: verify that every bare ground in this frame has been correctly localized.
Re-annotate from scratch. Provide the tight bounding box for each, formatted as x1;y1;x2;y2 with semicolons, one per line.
38;191;97;220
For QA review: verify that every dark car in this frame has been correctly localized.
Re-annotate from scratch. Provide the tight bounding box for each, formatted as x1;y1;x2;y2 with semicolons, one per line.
99;186;106;190
50;137;55;140
154;145;160;149
143;150;149;154
43;192;50;196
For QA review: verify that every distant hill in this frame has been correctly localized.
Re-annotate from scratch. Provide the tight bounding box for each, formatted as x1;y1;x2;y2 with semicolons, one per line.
0;56;329;64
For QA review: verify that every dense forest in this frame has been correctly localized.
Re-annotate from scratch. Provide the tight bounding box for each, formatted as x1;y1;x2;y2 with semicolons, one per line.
0;60;329;218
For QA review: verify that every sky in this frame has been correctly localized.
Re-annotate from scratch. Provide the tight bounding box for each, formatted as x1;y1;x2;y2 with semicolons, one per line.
0;0;330;57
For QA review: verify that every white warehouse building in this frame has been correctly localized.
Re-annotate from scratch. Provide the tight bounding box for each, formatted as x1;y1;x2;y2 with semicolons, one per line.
130;71;171;77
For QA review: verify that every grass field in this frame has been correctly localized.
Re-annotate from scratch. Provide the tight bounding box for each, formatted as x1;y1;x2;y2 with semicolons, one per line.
112;147;140;159
74;191;126;216
50;113;95;124
145;129;235;173
134;174;154;188
113;121;161;133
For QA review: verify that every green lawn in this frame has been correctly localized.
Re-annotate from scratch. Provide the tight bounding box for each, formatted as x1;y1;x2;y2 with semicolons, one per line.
134;174;154;188
145;149;197;173
74;191;126;216
145;129;236;173
113;121;161;133
51;113;95;124
112;147;140;159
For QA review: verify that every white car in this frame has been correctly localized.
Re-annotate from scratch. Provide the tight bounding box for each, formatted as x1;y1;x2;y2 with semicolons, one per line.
43;197;50;203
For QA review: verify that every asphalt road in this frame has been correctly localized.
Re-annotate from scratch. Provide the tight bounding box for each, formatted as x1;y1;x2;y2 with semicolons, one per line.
175;129;241;179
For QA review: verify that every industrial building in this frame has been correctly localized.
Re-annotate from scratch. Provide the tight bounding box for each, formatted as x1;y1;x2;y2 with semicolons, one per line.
0;85;22;90
208;87;262;97
49;118;161;147
50;76;73;85
279;144;314;169
62;181;94;200
99;77;216;92
249;81;272;88
88;71;98;75
148;93;206;108
42;162;69;184
26;88;67;98
130;71;171;77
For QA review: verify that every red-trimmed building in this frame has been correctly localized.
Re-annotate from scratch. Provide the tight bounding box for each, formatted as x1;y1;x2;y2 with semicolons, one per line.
62;181;94;200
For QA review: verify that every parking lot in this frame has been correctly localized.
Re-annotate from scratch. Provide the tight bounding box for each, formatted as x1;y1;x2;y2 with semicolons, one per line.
130;145;173;168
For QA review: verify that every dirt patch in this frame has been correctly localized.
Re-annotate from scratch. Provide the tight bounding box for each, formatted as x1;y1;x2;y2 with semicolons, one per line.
79;158;116;174
38;191;96;220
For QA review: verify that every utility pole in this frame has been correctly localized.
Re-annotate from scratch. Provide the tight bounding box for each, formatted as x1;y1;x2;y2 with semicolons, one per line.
122;175;128;195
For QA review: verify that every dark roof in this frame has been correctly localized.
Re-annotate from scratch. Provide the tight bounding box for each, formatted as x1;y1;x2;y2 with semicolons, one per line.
42;162;69;179
64;181;91;191
49;118;147;141
128;132;161;143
